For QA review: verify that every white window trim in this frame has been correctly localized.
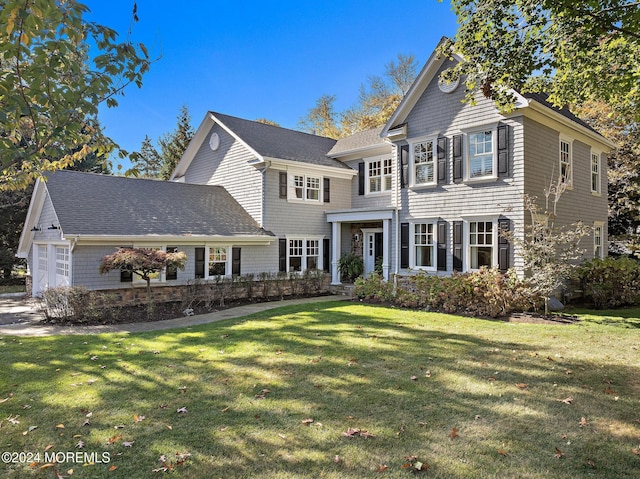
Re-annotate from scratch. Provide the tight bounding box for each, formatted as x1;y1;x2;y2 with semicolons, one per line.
593;222;605;259
409;220;438;271
409;138;437;188
365;155;393;195
591;149;602;195
559;136;574;188
288;172;323;203
464;218;499;272
205;245;231;279
286;236;323;273
465;128;498;182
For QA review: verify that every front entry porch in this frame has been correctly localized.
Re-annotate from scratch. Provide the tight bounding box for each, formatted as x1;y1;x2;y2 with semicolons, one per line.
326;208;394;285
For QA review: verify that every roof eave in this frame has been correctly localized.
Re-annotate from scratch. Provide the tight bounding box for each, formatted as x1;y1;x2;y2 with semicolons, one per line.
264;157;356;179
64;234;275;246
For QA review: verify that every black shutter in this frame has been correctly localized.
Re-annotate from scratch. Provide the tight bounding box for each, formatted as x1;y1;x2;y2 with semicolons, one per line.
498;218;510;271
195;247;205;278
437;221;447;271
400;145;409;188
323;178;330;203
453;221;463;272
279;172;287;198
453;134;463;182
232;247;241;276
497;124;509;177
437;137;447;183
323;238;330;272
358;161;365;195
278;238;287;273
120;270;133;283
400;222;410;269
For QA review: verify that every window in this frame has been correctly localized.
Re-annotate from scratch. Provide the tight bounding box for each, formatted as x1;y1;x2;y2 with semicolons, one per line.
287;238;322;272
469;220;494;269
166;246;178;280
55;246;69;277
367;157;393;193
594;223;604;259
208;246;228;276
412;141;435;185
413;223;435;269
291;174;321;202
468;131;494;179
560;138;572;185
591;151;601;193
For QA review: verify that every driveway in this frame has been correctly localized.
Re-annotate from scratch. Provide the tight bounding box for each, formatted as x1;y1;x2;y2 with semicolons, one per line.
0;293;41;327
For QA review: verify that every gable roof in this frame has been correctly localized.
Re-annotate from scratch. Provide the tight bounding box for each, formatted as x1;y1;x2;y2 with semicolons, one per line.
34;170;273;239
381;37;614;151
171;112;350;180
328;126;388;157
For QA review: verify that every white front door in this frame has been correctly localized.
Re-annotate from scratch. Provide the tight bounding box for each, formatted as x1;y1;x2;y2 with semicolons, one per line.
36;245;48;294
363;229;383;277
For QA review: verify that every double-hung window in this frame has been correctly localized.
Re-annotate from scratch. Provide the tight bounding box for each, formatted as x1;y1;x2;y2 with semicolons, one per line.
468;131;494;179
292;174;321;202
412;223;435;269
560;138;573;186
208;246;228;276
412;140;435;186
591;151;601;194
367;157;393;193
469;220;494;269
594;223;604;259
288;238;322;272
55;246;69;278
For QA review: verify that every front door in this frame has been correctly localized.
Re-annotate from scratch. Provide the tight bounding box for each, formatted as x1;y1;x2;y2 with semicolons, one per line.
363;230;383;277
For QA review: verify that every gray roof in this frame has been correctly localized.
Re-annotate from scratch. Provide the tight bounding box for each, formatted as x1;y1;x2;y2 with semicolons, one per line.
211;112;351;169
328;126;387;157
522;93;603;137
44;170;273;238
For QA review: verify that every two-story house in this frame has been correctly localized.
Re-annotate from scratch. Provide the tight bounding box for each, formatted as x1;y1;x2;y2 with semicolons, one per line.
17;40;614;297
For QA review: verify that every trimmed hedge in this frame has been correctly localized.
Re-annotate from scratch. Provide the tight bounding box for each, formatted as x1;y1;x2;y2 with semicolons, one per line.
355;268;540;318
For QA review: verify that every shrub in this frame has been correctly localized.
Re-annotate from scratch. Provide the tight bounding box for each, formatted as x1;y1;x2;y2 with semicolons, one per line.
38;286;120;323
577;256;640;308
355;268;539;317
338;253;364;282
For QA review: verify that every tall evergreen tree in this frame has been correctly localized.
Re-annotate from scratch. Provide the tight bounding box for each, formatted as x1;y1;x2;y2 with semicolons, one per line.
133;135;163;178
159;106;194;180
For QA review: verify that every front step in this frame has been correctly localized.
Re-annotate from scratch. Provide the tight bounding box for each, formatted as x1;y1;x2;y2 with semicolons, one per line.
329;283;356;297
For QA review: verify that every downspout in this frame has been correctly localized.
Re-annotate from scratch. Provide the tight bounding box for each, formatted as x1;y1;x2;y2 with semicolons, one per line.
259;160;271;229
392;142;400;294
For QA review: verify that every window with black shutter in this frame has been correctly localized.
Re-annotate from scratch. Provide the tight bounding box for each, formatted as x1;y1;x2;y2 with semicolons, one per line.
195;247;205;278
278;239;287;273
453;135;463;182
323;178;330;203
400;223;410;268
498;218;511;271
232;247;241;276
400;145;409;188
358;161;365;195
279;172;287;198
437;137;447;183
453;221;463;271
437;221;447;271
497;124;509;177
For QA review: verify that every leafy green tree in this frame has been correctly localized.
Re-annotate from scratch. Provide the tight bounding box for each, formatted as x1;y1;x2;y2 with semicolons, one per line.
442;0;640;121
0;187;30;278
159;106;194;180
0;0;151;190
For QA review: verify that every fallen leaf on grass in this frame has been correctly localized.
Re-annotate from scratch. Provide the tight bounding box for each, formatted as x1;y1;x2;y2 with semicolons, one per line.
554;447;564;459
333;455;341;463
497;449;508;456
604;387;618;395
375;464;388;472
449;427;459;438
515;383;528;389
631;448;639;455
556;397;573;405
108;465;117;471
23;425;38;435
301;418;314;426
579;417;589;427
44;445;54;451
56;423;65;429
76;440;84;448
585;459;596;468
123;441;134;447
342;427;361;437
0;393;13;403
107;435;122;445
176;407;187;414
133;414;145;423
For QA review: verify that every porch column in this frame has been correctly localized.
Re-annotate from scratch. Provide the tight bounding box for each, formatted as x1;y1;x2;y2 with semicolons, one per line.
331;221;341;285
382;218;390;281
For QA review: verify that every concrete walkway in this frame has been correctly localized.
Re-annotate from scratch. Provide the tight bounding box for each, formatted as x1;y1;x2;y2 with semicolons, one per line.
0;295;351;337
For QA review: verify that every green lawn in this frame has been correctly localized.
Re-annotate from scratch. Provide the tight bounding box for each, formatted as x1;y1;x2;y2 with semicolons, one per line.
1;301;639;478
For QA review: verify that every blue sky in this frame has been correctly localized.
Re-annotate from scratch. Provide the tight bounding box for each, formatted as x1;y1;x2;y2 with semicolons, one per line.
84;1;459;169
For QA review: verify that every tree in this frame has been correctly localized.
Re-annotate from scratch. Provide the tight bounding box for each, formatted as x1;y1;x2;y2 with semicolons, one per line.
99;247;187;315
575;100;640;254
506;174;591;315
0;0;151;190
159;106;194;180
299;54;418;138
297;94;343;139
255;118;281;127
133;135;163;178
0;187;30;278
443;0;640;121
